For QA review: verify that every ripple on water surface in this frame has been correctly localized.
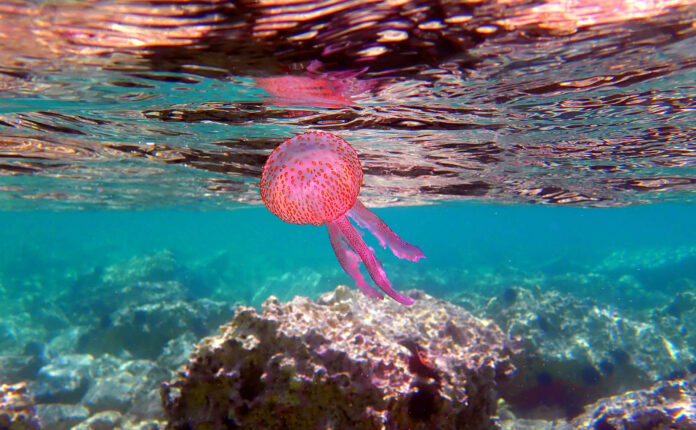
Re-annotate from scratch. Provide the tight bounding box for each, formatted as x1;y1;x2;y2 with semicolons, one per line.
0;0;695;209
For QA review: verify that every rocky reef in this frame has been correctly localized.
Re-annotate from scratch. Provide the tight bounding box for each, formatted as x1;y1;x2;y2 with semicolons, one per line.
75;299;234;361
0;251;239;430
162;285;516;429
475;286;696;419
3;244;696;429
569;376;696;430
497;376;696;430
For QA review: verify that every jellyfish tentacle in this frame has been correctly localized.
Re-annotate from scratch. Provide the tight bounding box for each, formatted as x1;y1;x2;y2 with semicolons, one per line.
347;200;425;262
327;223;383;300
331;215;415;306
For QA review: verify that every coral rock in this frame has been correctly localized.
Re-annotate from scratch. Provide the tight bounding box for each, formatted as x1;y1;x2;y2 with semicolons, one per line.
0;383;40;430
570;377;696;429
162;286;515;429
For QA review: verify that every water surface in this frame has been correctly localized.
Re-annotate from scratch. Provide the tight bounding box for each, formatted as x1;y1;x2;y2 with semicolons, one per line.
1;0;695;208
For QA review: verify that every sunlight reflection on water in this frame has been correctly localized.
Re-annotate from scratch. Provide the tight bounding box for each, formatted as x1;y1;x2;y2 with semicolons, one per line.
0;0;695;209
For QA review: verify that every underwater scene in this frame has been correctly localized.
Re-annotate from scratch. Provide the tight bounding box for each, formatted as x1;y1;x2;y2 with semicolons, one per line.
1;0;696;429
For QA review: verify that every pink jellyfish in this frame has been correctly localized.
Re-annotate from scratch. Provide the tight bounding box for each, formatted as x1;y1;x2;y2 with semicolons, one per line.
260;131;424;305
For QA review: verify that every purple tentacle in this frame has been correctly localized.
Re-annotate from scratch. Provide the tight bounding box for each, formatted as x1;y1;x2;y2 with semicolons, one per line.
327;222;383;300
347;200;425;262
331;215;415;305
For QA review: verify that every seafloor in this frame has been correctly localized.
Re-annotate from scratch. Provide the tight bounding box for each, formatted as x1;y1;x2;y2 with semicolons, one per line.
1;249;695;430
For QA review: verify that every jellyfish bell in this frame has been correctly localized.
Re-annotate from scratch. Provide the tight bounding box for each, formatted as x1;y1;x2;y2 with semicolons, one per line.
260;131;362;226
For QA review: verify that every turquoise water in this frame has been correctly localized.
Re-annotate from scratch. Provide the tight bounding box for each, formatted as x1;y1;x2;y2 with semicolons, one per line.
2;202;694;308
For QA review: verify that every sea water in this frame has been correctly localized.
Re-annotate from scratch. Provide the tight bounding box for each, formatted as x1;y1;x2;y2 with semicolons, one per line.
1;203;695;308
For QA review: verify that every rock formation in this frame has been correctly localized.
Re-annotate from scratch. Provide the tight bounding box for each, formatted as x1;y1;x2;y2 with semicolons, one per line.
162;285;516;429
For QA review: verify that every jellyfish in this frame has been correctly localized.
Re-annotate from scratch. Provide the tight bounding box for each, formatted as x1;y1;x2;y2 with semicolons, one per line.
260;131;424;305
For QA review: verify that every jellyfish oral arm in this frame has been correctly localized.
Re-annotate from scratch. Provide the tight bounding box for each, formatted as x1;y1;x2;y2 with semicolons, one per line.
326;222;383;300
328;214;416;306
347;200;425;262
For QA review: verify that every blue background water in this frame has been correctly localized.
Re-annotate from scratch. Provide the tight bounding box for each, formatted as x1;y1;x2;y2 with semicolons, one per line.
2;202;693;310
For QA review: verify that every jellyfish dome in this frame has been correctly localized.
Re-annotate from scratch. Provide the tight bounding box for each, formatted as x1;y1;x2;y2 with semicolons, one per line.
260;131;362;226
